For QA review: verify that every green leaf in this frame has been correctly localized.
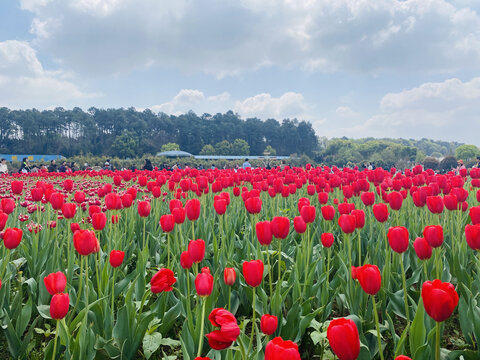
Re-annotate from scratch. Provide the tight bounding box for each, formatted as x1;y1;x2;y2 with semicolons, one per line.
409;297;426;356
143;332;163;359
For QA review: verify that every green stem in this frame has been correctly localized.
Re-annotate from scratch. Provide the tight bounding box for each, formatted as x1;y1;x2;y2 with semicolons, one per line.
142;218;146;249
51;320;59;360
278;239;282;286
111;268;116;315
228;287;231;312
248;287;256;354
372;296;385;360
267;247;273;296
196;298;207;357
436;321;441;360
399;253;410;323
237;335;247;360
68;256;84;324
167;233;170;268
85;257;89;320
357;230;362;266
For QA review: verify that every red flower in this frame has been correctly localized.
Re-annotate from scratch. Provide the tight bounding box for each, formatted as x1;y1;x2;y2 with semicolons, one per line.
260;314;278;335
0;199;15;214
195;267;214;297
427;196;444;214
245;197;262;214
265;337;301;360
321;233;334;248
74;191;86;204
423;225;444;248
352;209;365;229
50;293;70;319
70;222;80;233
300;205;316;223
338;214;356;234
223;268;236;286
387;226;409;253
160;214;175;233
373;203;389;223
321;205;335;221
271;216;290;239
185;198;201;221
413;237;433;260
180;251;193;269
242;260;264;287
73;230;98;256
465;224;480;250
92;212;107;231
256;221;272;246
62;203;77;219
172;207;186;224
354;264;381;295
11;181;23;195
137;201;151;218
293;216;307;234
206;308;240;350
0;212;8;231
327;318;360;360
469;206;480;225
31;187;44;202
3;228;22;249
151;268;176;293
44;272;67;295
214;199;227;215
188;239;205;263
361;192;375;206
388;191;403;211
421;279;458;322
109;250;125;268
49;192;64;211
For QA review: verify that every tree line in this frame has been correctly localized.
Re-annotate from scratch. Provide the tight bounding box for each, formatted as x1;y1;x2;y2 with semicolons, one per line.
0;107;318;158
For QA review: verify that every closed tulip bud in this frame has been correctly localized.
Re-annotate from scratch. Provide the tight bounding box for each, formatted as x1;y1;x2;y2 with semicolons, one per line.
223;267;236;286
62;203;77;219
44;272;67;295
172;207;186;224
318;192;329;204
245;197;262;214
265;337;301;360
0;198;15;214
421;279;458;322
109;250;125;267
293;216;307;234
271;216;290;239
373;203;389;223
354;264;381;295
338;214;356;234
260;314;278;335
300;205;316;223
321;205;335;221
352;209;365;229
327;318;360;360
137;201;151;217
395;356;412;360
426;196;444;214
214;199;227;215
180;251;193;269
49;192;64;210
50;293;70;319
3;227;22;249
70;222;80;233
121;193;133;208
11;181;23;195
361;191;375;206
150;268;176;293
185;198;201;221
256;221;273;246
423;225;444;248
413;237;433;260
469;206;480;225
321;233;334;248
92;212;107;231
160;214;175;232
465;224;480;250
242;260;264;287
387;226;409;253
0;212;7;231
74;191;86;204
195;267;214;297
388;191;403;210
188;239;205;263
73;229;98;256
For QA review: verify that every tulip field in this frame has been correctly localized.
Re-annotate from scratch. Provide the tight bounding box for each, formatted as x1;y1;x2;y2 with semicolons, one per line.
2;165;480;359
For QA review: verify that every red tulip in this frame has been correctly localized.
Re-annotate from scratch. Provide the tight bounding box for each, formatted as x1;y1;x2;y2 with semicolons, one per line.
50;293;70;319
338;214;356;234
465;224;480;250
361;192;375;206
443;194;458;211
373;203;389;223
172;207;186;224
223;267;236;286
293;216;307;234
92;212;107;231
423;225;444;248
3;228;22;249
160;214;175;232
180;251;193;269
321;233;334;248
321;205;335;221
188;239;205;263
206;308;240;350
70;222;80;233
73;230;98;256
214;199;227;215
138;201;151;217
0;212;7;231
352;209;365;229
11;181;23;194
271;216;290;239
327;318;360;360
413;237;433;260
470;206;480;225
353;264;381;295
49;192;64;210
62;203;77;219
31;187;44;202
121;193;133;208
195;267;214;297
109;250;125;267
63;179;74;192
44;272;67;295
150;268;176;293
427;196;444;214
265;337;301;360
387;226;409;253
245;197;262;214
74;191;86;204
256;221;272;246
421;279;458;322
388;191;403;210
242;260;264;287
300;205;316;223
318;192;329;204
185;198;201;221
0;198;15;215
261;314;278;335
395;356;412;360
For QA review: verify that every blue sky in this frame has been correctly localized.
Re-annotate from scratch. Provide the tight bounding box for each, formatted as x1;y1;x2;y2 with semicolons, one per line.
1;0;480;144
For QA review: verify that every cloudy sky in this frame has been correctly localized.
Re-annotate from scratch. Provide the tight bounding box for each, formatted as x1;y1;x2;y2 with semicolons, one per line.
1;0;480;144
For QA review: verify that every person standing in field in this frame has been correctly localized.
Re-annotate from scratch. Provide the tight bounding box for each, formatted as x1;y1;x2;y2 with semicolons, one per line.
0;159;8;174
242;158;251;169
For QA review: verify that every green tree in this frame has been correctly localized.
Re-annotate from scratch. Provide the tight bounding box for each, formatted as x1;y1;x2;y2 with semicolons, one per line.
161;142;180;152
423;156;439;170
231;139;250;155
439;155;458;172
264;145;276;156
455;144;480;161
215;140;233;155
200;144;216;155
111;131;138;158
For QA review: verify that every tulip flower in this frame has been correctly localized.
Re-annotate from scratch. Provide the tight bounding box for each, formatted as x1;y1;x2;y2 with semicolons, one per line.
265;337;301;360
0;198;15;215
338;214;356;234
205;308;240;351
300;205;316;223
3;227;22;249
109;250;125;268
150;268;176;293
49;192;64;211
293;216;306;234
73;230;98;256
470;206;480;225
373;203;389;223
11;181;23;195
44;272;67;296
260;314;278;335
180;251;193;269
223;267;236;286
244;197;262;214
395;356;412;360
243;259;264;352
413;237;433;260
195;267;214;297
321;233;334;248
361;191;375;206
321;205;335;221
256;221;272;246
188;239;205;264
327;318;360;360
465;224;480;250
388;191;403;210
427;196;444;214
387;226;409;253
92;212;107;231
185;198;201;221
62;203;77;219
137;201;151;217
0;212;7;232
50;293;70;319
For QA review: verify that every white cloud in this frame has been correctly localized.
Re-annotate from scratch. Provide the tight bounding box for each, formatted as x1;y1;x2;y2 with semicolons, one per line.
0;40;98;108
334;77;480;144
234;92;307;119
149;89;226;114
19;0;480;77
